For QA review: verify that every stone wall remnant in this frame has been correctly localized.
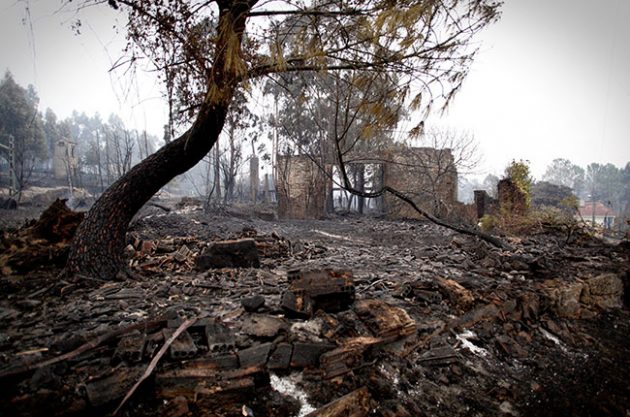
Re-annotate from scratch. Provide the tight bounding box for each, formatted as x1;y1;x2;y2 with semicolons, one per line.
276;147;458;220
276;155;327;219
497;178;528;216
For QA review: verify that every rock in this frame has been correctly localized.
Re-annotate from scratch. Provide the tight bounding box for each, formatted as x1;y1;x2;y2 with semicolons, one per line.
195;239;260;269
242;295;265;312
582;273;623;310
544;281;584;318
242;315;288;339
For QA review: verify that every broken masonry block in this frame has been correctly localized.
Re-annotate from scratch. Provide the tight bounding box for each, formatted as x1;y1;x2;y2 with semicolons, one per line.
281;269;355;318
113;331;146;363
287;269;302;282
268;343;293;371
281;290;315;319
195;238;260;270
205;322;236;354
253;235;291;258
242;295;266;312
354;299;416;340
238;342;273;369
303;386;371;417
145;332;163;359
290;342;335;369
163;329;198;359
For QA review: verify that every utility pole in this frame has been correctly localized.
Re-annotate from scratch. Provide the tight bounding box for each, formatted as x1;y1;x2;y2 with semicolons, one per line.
0;135;16;195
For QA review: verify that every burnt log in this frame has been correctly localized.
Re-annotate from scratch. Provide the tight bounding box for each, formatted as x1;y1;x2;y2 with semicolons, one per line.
281;269;355;318
195;238;260;269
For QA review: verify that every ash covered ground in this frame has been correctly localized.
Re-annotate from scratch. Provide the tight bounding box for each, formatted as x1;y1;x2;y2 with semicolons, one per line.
0;198;628;417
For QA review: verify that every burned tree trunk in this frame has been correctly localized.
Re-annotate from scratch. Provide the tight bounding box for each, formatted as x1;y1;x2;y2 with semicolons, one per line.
66;126;225;280
65;3;252;281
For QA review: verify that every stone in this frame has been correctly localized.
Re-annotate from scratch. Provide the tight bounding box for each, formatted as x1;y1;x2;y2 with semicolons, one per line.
242;295;265;312
582;273;623;310
553;282;584;318
242;315;288;339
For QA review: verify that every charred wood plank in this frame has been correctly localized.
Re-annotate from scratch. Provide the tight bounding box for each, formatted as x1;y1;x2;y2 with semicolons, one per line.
268;343;293;371
354;300;416;339
195;239;260;269
304;386;371;417
85;367;144;407
290;342;335;369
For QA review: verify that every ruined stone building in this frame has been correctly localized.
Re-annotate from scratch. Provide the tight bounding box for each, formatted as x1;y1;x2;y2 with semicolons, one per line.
53;139;78;180
276;147;458;219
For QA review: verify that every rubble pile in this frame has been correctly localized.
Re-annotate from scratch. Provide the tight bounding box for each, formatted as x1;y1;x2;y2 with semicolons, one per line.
0;199;84;275
0;205;628;417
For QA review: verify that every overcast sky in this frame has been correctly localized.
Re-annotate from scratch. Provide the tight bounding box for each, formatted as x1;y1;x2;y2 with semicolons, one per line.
1;0;628;179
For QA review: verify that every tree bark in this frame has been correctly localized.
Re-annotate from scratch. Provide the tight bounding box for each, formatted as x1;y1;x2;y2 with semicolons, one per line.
65;2;254;281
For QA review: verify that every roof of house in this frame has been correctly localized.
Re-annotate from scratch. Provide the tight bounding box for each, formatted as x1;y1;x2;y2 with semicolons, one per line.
578;202;617;217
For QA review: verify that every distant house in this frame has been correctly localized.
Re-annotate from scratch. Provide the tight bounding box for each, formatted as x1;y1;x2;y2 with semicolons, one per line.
577;202;616;228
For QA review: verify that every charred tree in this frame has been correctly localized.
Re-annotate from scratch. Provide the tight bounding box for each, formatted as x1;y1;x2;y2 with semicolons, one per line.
65;2;253;280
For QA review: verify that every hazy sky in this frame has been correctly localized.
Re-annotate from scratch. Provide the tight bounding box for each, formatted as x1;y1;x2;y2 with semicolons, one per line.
1;0;628;179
